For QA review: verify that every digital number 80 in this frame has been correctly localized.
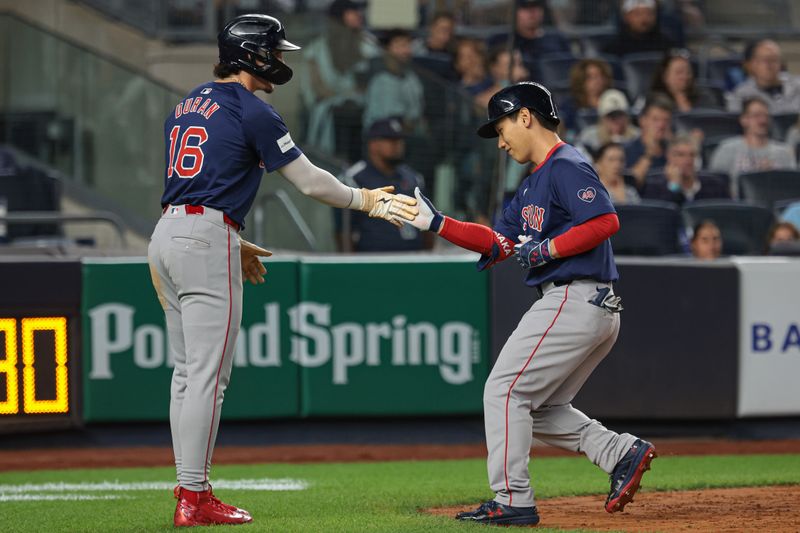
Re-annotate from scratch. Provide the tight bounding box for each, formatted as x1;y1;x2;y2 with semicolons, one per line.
0;317;69;415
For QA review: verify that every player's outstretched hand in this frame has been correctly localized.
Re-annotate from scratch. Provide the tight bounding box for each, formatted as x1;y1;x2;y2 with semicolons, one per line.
515;237;554;269
240;238;271;284
409;187;443;232
360;186;419;227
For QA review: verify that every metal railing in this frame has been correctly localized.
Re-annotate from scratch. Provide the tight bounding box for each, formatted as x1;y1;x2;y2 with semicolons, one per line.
0;212;129;248
252;190;318;251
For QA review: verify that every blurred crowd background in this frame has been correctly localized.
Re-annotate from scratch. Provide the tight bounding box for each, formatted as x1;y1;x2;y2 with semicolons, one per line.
1;0;800;258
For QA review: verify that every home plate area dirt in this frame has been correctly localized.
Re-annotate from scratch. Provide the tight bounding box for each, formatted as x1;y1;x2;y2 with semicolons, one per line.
426;485;800;532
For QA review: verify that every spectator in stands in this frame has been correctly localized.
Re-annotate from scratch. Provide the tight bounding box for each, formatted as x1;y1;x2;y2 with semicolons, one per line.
690;220;723;260
764;221;800;253
475;48;530;110
649;48;720;112
486;0;570;66
727;39;800;114
364;29;425;135
594;142;641;204
576;89;640;154
624;95;674;189
455;38;493;98
710;97;797;196
336;118;430;252
560;59;614;134
642;135;729;205
602;0;678;57
671;0;705;33
412;11;457;59
302;0;378;162
549;0;616;29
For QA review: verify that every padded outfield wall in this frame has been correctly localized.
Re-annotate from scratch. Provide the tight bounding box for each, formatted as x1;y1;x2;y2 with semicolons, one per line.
80;256;490;422
0;255;798;431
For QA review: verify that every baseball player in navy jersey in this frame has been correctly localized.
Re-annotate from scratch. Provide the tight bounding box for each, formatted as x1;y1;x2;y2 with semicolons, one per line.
147;14;417;527
408;82;656;526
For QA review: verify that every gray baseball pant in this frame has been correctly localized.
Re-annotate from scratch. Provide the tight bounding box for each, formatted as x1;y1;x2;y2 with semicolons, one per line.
484;279;637;507
148;205;242;492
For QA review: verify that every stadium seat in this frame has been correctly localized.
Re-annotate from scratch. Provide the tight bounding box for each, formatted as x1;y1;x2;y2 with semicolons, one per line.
674;111;742;138
597;55;626;86
0;168;62;241
645;170;731;196
698;170;731;189
701;135;734;168
621;52;663;99
611;200;683;256
549;86;572;113
701;55;745;91
575;108;599;130
693;81;726;109
769;240;800;256
621;52;698;101
580;32;617;58
682;200;775;255
738;170;800;207
774;197;800;215
536;54;577;90
771;112;799;140
412;54;458;81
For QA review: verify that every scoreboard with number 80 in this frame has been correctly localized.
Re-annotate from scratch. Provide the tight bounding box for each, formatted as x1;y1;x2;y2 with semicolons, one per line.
0;315;79;431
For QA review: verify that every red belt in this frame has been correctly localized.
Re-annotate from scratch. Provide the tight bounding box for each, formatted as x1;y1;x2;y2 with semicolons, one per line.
163;204;240;231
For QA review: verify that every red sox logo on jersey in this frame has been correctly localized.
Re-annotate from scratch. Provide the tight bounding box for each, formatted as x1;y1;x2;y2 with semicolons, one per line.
521;205;545;232
578;187;597;203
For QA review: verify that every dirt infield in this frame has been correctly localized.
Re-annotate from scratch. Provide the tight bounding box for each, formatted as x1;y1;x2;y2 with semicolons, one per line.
2;438;800;472
2;439;799;531
427;485;800;532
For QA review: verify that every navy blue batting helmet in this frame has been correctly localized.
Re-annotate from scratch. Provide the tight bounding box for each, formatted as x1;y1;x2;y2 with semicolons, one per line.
218;14;301;85
477;82;560;138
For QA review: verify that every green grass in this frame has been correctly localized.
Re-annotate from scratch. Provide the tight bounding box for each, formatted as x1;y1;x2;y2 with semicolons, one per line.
0;454;798;532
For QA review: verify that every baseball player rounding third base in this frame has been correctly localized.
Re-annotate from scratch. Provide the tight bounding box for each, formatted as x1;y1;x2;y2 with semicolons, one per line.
147;14;417;527
408;81;656;526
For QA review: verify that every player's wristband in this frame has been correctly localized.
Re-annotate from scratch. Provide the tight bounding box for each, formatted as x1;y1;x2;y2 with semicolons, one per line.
430;211;444;233
348;188;363;210
516;238;553;269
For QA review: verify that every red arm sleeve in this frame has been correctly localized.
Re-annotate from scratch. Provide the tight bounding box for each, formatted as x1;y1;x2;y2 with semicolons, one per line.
551;213;619;258
438;216;515;269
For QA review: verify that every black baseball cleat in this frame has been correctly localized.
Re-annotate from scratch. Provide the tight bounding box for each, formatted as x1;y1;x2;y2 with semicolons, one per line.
605;438;657;513
456;500;540;526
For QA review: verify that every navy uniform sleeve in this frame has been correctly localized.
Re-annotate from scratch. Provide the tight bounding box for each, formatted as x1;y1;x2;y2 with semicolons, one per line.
550;158;616;225
493;185;524;239
242;101;303;173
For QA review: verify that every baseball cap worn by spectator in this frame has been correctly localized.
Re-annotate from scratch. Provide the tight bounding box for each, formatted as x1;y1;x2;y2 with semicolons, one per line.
517;0;545;7
598;89;629;117
367;118;405;140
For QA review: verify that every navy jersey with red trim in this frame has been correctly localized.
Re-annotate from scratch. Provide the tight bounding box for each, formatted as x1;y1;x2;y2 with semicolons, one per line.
494;143;618;286
160;81;302;227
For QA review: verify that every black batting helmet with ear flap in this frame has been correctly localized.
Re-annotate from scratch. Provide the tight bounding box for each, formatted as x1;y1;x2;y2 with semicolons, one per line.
477;81;560;138
218;14;301;85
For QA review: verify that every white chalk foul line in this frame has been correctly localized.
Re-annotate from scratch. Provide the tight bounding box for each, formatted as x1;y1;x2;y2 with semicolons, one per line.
0;478;308;494
0;494;124;502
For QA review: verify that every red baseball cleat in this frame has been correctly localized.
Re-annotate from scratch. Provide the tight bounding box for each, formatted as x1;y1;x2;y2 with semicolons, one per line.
174;485;252;520
173;486;253;527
